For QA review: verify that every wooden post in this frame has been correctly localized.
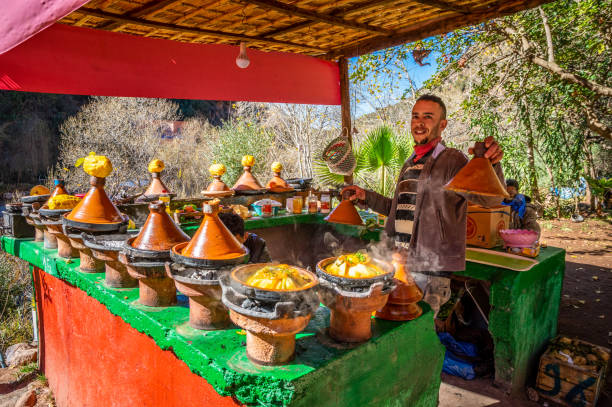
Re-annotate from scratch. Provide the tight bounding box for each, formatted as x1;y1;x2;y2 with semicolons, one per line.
339;57;353;184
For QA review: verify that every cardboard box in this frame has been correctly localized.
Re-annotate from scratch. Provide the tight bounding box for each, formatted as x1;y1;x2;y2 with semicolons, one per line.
466;204;510;248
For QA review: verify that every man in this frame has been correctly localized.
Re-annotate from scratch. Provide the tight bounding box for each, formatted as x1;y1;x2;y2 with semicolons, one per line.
344;94;504;276
218;211;272;263
503;179;540;236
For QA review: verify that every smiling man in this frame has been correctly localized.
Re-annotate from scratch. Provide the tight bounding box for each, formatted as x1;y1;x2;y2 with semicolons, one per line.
343;94;505;276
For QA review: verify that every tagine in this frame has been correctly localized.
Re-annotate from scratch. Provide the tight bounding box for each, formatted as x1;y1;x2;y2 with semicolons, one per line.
141;159;174;200
168;199;248;329
266;162;294;193
120;201;190;306
202;163;234;198
20;184;52;242
232;155;267;194
62;153;128;273
39;191;81;258
317;252;395;343
376;251;423;321
221;263;318;365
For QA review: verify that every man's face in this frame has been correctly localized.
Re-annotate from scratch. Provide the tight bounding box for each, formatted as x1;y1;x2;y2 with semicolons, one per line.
411;100;447;145
506;186;518;198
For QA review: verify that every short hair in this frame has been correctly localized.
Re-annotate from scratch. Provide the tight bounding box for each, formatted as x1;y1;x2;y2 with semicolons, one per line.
219;211;245;237
416;94;447;119
506;179;520;190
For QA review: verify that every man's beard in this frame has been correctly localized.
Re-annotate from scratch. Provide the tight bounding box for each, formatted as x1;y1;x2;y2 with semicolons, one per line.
414;124;441;145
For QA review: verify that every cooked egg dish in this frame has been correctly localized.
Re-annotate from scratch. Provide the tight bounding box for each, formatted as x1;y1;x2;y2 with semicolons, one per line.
245;264;312;290
325;252;385;279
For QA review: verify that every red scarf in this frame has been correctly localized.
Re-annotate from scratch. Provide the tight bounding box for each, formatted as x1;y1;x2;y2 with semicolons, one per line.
413;137;441;162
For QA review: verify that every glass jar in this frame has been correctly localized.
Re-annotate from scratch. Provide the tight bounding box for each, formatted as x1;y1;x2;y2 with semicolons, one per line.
292;197;303;214
320;194;330;214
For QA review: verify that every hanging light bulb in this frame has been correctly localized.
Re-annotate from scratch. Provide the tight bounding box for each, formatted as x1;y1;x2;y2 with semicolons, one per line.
236;42;250;69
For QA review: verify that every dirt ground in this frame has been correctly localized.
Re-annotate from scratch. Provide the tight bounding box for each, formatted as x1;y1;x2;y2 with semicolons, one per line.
443;218;612;406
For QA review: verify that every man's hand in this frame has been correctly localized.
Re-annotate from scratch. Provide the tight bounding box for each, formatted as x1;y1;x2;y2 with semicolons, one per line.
468;136;503;164
341;185;366;202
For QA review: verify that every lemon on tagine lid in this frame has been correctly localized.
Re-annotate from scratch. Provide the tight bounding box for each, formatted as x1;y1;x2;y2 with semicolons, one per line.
232;155;267;195
63;152;127;231
171;199;248;266
142;159;174;199
266;162;294;193
202;163;235;198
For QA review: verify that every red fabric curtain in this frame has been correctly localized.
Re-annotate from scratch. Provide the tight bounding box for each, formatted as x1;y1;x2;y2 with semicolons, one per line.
0;24;340;105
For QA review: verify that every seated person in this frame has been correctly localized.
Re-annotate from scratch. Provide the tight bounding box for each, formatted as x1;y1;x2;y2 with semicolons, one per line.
219;211;272;263
502;179;540;236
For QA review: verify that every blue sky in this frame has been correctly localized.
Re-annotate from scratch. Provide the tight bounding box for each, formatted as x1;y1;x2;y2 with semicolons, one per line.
349;50;440;116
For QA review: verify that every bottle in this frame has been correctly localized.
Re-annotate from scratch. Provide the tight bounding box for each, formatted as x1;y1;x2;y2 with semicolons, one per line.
307;193;318;214
320;194;330;214
159;191;171;215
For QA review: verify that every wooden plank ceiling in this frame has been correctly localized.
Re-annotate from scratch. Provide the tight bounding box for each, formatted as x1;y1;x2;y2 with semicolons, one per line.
60;0;552;59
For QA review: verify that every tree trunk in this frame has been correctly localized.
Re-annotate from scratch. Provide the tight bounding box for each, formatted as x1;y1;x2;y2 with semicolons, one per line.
521;97;542;203
583;142;597;211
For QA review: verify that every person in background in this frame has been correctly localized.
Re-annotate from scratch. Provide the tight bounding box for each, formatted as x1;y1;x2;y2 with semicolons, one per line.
503;179;540;236
219;211;272;263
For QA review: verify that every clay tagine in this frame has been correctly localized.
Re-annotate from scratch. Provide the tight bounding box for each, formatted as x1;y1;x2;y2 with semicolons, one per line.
220;263;319;365
20;185;51;242
316;256;395;342
324;189;364;226
202;163;234;198
444;141;509;198
232;155;267;194
37;180;71;249
141;159;174;200
168;199;248;328
376;251;423;321
83;233;137;288
120;201;190;307
266;162;294;193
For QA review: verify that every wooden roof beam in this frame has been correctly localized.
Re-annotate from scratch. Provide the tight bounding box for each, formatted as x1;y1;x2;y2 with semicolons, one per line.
263;0;399;38
233;0;394;35
410;0;471;14
77;7;328;52
327;0;554;59
102;0;181;31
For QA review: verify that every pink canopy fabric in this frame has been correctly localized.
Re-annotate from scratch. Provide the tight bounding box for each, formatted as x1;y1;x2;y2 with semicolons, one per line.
0;0;89;55
0;23;340;104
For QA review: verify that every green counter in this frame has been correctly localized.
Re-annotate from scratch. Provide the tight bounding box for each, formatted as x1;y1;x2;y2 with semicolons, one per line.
1;235;444;407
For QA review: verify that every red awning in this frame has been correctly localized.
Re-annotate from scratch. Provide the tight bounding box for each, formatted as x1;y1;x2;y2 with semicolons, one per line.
0;24;340;105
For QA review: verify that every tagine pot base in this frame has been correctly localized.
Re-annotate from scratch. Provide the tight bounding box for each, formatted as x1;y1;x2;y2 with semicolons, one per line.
44;223;78;258
67;234;104;273
89;247;137;289
230;311;310;365
122;256;177;307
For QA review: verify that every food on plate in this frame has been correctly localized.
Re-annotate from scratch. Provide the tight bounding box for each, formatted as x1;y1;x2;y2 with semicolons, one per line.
325;252;386;278
148;159;165;173
47;194;81;210
245;264;312;290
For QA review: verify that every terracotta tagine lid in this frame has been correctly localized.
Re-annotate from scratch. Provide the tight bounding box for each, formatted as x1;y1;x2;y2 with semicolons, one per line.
376;251;423;321
266;162;294;193
232;155;264;191
325;190;364;226
444;141;509;198
49;179;68;199
130;202;189;251
65;176;124;224
143;159;172;198
178;199;247;260
206;164;231;192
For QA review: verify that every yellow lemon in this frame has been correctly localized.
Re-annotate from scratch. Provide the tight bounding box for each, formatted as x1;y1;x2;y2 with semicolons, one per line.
48;194;81;210
81;152;113;178
148;159;165;173
209;163;226;177
30;185;50;196
271;162;283;173
241;155;255;167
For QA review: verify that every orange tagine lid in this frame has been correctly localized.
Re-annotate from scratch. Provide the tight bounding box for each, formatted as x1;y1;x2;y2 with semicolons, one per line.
179;199;247;260
444;142;509;198
65;176;124;224
232;155;264;191
49;179;68;198
325;198;364;226
130;202;190;251
143;159;172;197
266;162;294;192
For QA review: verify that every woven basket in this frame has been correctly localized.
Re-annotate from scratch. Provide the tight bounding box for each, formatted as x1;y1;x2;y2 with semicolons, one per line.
322;129;356;176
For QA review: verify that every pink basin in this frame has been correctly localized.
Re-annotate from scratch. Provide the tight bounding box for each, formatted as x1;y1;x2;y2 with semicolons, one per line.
499;229;538;248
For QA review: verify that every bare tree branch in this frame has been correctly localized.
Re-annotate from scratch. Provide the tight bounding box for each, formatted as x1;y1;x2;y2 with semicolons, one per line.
585;103;612;141
538;7;555;63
